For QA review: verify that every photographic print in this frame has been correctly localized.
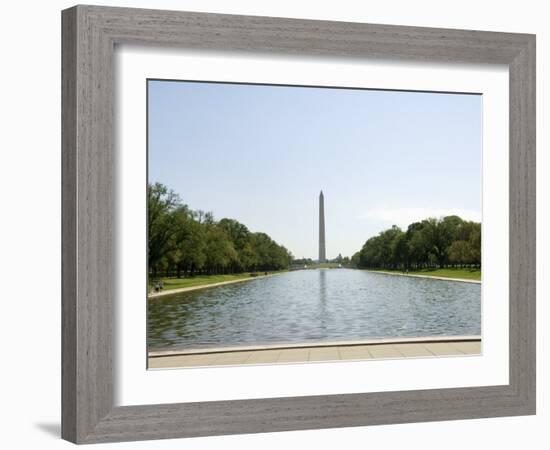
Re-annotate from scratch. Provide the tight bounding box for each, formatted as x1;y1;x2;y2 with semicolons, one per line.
147;80;482;369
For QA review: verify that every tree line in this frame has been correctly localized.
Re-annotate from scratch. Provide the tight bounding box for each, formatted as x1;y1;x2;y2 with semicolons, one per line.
291;254;352;267
352;216;481;271
149;183;293;278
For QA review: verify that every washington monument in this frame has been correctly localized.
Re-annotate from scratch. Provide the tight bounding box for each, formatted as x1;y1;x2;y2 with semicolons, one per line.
319;190;326;263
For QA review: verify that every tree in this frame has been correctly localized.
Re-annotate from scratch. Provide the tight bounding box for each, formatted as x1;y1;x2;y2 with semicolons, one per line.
355;215;481;271
390;230;408;270
469;223;481;267
448;240;472;266
204;226;237;274
147;182;292;278
218;218;251;272
148;183;182;276
177;219;206;276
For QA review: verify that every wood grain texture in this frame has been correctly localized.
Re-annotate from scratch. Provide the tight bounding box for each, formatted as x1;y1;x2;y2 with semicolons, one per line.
61;5;536;444
508;37;536;409
61;7;77;443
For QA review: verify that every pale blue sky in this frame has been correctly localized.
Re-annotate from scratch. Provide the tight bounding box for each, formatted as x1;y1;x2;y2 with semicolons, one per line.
148;80;481;259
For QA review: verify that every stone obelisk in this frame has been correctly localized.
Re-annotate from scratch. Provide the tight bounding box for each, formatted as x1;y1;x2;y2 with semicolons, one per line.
319;190;326;263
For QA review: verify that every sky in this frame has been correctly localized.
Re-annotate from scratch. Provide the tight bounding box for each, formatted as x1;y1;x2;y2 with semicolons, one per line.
148;80;482;260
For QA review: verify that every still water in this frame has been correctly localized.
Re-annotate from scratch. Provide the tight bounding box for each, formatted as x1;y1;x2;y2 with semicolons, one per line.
147;269;481;351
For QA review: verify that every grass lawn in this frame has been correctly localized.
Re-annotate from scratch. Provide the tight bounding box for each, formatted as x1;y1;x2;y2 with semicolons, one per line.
149;271;284;292
369;268;481;281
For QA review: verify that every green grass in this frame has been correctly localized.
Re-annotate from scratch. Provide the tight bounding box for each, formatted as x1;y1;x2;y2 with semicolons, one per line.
367;267;481;281
149;271;285;292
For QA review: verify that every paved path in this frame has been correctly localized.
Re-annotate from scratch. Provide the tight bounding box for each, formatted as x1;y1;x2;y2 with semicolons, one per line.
148;336;481;369
148;273;276;299
364;270;481;284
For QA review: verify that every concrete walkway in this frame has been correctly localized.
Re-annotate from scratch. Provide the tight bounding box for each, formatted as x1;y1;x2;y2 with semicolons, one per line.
148;336;481;369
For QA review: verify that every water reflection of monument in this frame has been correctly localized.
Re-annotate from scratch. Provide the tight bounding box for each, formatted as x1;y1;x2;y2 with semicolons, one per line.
319;190;326;263
318;269;328;333
319;269;327;303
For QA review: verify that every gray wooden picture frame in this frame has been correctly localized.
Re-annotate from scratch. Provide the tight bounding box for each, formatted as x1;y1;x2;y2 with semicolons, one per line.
61;5;536;444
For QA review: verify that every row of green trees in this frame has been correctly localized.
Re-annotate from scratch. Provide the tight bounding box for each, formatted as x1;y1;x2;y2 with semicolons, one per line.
149;183;292;277
290;254;352;268
352;216;481;270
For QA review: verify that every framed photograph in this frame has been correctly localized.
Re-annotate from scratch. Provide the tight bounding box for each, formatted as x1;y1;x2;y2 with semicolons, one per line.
62;5;536;444
145;80;485;369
